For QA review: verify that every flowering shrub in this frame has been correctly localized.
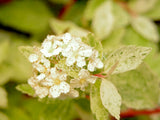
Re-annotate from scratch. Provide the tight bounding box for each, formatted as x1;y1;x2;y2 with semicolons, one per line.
0;0;160;120
17;32;152;120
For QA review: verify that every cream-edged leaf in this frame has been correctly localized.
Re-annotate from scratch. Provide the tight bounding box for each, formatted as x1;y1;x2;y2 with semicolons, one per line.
131;16;159;42
0;87;8;108
104;45;151;74
90;80;109;120
92;1;114;40
110;63;159;109
100;80;121;120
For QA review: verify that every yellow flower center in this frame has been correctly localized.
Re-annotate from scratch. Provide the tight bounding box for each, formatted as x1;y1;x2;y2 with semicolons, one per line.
54;78;61;85
80;78;86;84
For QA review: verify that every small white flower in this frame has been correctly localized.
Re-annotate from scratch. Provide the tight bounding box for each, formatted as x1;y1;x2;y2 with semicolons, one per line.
88;50;104;72
34;86;49;98
78;44;93;57
28;54;39;63
36;73;45;81
70;69;97;91
49;81;70;98
40;38;63;57
62;33;72;44
68;88;79;98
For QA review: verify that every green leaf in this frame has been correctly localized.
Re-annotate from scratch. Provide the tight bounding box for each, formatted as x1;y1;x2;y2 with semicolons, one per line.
0;112;9;120
50;18;88;37
109;63;159;109
90;80;109;120
100;79;121;120
40;99;76;120
83;0;106;21
104;45;151;74
131;16;159;42
74;99;93;120
92;1;114;40
56;59;79;78
112;2;130;29
129;0;157;13
0;87;8;108
82;33;103;58
0;40;9;64
16;84;35;96
19;46;34;59
144;0;160;20
0;0;52;36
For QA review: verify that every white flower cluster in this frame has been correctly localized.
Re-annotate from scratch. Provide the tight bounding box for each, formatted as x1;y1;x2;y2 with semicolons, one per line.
28;33;104;98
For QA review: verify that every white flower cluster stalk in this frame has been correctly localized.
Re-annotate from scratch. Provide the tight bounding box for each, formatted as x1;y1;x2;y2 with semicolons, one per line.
28;33;104;99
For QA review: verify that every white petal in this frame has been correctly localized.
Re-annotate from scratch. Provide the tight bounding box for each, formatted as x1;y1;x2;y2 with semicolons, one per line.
50;68;57;78
28;54;38;63
59;82;70;94
93;50;99;58
96;59;104;69
35;86;48;98
42;41;52;50
69;89;79;97
78;69;90;78
53;40;63;48
79;45;93;57
62;48;71;57
28;77;36;87
41;78;53;86
40;49;53;57
33;63;45;72
59;73;67;81
86;76;97;84
76;56;86;68
70;79;81;88
63;33;72;44
47;35;54;41
87;62;95;72
66;56;76;66
36;73;45;81
41;57;50;68
49;85;61;98
52;47;62;55
70;40;80;51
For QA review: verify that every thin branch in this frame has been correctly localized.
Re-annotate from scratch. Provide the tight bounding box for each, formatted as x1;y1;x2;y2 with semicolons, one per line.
120;107;160;118
58;0;77;19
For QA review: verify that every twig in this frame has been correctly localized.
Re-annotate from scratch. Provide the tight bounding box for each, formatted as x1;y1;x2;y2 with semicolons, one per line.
58;0;77;19
93;61;119;78
120;107;160;118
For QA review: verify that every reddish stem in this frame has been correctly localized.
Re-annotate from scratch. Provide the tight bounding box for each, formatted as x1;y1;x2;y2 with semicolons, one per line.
58;0;77;19
93;74;106;78
120;107;160;118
